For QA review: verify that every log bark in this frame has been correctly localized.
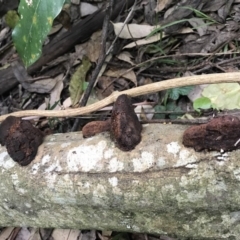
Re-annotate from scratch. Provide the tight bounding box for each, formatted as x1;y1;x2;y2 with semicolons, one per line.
0;123;240;239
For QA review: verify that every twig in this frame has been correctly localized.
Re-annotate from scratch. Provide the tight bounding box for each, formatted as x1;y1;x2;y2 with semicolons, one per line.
71;0;114;131
1;72;240;122
71;0;137;131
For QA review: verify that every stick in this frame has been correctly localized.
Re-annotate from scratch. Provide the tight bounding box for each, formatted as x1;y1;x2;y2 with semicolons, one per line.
0;72;239;122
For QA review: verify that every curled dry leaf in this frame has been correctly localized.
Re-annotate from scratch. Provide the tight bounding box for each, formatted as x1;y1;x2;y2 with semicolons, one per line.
112;22;160;39
154;0;173;12
123;33;164;49
104;69;137;86
117;51;135;65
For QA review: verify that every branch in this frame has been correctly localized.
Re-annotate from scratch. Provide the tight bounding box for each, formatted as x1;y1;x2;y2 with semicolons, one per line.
0;72;240;122
0;123;238;239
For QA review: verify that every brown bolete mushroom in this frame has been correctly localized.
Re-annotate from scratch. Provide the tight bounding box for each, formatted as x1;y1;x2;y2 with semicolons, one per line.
82;94;142;151
183;115;240;151
0;116;44;166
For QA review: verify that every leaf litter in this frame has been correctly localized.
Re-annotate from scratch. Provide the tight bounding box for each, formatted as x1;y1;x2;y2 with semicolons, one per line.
1;0;240;239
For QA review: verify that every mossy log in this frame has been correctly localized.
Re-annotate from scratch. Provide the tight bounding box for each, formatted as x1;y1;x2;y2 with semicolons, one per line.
0;123;240;240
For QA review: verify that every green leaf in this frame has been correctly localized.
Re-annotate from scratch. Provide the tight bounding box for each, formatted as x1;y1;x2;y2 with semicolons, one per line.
193;97;212;112
12;0;65;67
5;10;19;29
167;86;193;100
166;101;182;119
202;83;240;110
69;57;92;106
154;105;166;119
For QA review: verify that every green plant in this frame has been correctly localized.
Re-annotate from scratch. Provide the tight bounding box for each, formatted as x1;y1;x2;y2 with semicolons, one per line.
154;86;193;119
12;0;65;67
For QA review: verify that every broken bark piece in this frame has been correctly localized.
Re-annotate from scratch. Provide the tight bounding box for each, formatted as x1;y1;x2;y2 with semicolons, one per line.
82;119;111;138
182;115;240;151
82;94;142;151
0;116;44;166
110;94;142;151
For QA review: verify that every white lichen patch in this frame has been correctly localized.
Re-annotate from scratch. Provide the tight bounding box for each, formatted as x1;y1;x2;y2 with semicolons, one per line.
176;189;206;204
0;151;15;170
108;177;118;187
156;157;166;168
161;184;175;194
209;179;227;193
175;149;197;167
45;172;57;189
92;184;107;204
185;163;198;168
132;151;154;172
61;142;71;148
41;154;50;165
17;188;27;194
11;173;27;194
44;159;62;173
25;203;32;208
230;211;240;224
48;136;56;142
104;149;113;159
233;168;240;181
167;142;181;157
77;181;91;194
11;173;19;186
66;140;107;172
108;158;124;172
31;163;40;175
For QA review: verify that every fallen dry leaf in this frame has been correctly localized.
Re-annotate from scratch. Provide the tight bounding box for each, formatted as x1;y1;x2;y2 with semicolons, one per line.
112;22;160;39
155;0;173;12
105;68;137;86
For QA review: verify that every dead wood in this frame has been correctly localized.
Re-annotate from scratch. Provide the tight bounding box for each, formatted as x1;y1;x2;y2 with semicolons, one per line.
0;124;239;239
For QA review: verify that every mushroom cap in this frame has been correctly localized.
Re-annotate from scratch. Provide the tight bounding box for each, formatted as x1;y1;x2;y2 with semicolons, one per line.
110;94;142;151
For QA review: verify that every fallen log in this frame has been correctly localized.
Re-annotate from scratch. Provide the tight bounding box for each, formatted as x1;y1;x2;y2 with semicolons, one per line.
0;123;239;239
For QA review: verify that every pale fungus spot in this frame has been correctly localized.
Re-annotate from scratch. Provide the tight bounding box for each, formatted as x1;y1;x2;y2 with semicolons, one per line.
167;142;181;157
108;158;124;172
108;177;118;187
132;151;154;172
104;149;113;159
156;157;166;167
174;149;197;167
44;160;62;173
67;140;106;171
0;151;15;170
61;142;71;148
31;163;40;175
41;154;50;165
